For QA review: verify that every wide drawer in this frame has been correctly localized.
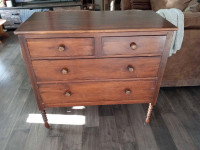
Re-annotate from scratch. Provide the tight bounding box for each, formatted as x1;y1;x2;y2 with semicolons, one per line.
102;36;166;56
32;57;161;82
39;80;156;105
27;38;94;58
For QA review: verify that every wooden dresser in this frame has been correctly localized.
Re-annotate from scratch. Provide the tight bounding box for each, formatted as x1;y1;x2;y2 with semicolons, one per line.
15;11;177;128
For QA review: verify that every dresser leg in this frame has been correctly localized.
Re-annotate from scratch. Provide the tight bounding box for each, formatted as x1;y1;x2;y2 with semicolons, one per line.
145;103;154;124
41;110;50;128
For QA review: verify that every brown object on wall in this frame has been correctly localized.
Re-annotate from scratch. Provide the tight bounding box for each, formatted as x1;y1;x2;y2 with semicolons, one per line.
14;11;176;128
150;0;192;11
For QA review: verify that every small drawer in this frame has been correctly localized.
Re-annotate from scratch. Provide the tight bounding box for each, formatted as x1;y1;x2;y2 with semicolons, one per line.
32;57;161;82
27;38;94;58
102;36;166;56
39;80;156;105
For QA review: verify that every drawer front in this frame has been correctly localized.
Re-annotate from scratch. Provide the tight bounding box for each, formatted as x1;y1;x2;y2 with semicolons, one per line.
32;57;161;82
27;38;94;58
102;36;166;56
39;80;156;104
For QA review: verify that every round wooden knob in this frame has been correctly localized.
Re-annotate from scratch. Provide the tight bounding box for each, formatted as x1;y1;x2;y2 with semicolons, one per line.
61;68;68;75
130;42;137;50
125;89;131;95
65;91;71;97
58;45;65;52
127;65;134;72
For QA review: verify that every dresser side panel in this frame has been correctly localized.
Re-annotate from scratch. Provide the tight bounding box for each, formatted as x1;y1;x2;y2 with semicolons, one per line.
152;31;174;105
18;35;44;110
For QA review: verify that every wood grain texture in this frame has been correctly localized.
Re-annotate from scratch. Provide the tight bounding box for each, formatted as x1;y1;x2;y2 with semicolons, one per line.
32;57;160;82
127;104;159;150
99;116;122;149
14;11;177;35
113;105;138;149
82;127;100;150
23;31;169;39
15;11;176;127
85;106;99;127
27;38;94;58
18;35;45;110
102;36;166;56
152;31;174;105
39;79;156;105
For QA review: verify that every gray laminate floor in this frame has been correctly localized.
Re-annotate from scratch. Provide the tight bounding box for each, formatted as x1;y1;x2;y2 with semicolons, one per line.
0;32;200;150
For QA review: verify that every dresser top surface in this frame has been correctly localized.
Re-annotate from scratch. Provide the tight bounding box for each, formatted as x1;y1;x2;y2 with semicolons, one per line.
15;10;177;35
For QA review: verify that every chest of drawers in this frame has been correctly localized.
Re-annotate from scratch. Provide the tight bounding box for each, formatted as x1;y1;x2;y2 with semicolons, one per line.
15;11;177;128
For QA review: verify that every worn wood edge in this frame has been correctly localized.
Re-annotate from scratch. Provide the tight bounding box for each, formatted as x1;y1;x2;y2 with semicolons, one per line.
95;36;102;57
30;54;162;60
14;28;177;35
22;31;169;38
36;77;158;85
44;99;151;108
31;56;96;60
152;31;174;105
18;35;45;110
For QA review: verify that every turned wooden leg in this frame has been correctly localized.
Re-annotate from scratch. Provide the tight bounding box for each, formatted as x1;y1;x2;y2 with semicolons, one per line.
145;103;154;124
41;110;50;128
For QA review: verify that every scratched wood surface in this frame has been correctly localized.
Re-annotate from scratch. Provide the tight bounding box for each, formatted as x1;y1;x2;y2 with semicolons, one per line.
14;11;177;35
0;33;200;150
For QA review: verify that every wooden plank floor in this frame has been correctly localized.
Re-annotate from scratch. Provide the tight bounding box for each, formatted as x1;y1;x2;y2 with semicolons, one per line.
0;32;200;150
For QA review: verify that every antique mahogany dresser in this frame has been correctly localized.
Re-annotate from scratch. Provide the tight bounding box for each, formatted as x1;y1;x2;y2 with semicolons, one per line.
15;11;177;128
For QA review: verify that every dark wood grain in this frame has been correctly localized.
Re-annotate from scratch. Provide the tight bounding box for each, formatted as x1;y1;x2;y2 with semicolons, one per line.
146;94;177;150
39;79;156;105
27;38;94;58
102;36;166;56
82;127;100;150
113;105;138;149
127;104;159;150
162;113;197;150
15;11;176;127
14;11;177;35
152;31;174;105
85;106;99;127
99;116;122;149
32;57;160;82
23;31;169;39
18;35;45;110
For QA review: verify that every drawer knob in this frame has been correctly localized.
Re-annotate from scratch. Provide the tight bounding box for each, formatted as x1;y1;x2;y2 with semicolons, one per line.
125;89;131;95
130;42;137;50
65;91;71;97
127;65;134;72
61;68;68;75
58;45;65;52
